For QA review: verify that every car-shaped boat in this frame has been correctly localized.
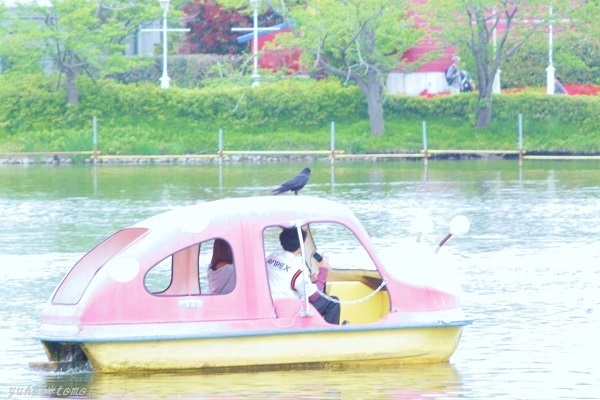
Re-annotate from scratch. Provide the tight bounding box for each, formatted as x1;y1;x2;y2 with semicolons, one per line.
37;196;471;372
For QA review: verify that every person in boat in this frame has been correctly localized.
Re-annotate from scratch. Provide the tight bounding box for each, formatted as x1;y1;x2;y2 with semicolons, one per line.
207;238;236;294
266;227;341;325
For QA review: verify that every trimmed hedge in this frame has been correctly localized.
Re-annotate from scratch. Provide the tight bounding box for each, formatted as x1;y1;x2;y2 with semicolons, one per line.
0;74;598;155
0;74;68;132
75;77;367;128
386;91;600;132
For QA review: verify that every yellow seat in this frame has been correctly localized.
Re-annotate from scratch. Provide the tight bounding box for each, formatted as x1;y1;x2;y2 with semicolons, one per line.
326;281;390;324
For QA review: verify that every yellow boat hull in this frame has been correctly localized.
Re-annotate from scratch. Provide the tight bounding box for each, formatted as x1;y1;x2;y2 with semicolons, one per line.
81;326;464;373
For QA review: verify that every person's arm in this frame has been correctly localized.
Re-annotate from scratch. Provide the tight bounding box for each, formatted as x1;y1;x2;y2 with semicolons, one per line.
313;256;331;291
293;269;319;299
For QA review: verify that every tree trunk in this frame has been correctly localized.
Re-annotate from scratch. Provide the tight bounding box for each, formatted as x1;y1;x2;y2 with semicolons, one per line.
64;51;79;106
475;79;494;128
475;101;492;127
317;60;386;137
65;69;79;106
358;69;385;137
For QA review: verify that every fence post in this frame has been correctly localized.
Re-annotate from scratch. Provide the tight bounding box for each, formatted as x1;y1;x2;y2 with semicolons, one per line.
92;116;98;163
330;121;335;164
218;128;223;164
518;114;523;167
422;120;428;167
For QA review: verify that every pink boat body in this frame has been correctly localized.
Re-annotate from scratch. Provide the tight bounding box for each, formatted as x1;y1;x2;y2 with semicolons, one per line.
37;196;471;372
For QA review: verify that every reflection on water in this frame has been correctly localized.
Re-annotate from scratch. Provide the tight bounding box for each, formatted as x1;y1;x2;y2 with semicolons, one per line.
40;363;461;399
1;160;599;399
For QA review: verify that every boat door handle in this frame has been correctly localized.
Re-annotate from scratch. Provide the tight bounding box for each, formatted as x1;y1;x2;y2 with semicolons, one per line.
178;299;204;309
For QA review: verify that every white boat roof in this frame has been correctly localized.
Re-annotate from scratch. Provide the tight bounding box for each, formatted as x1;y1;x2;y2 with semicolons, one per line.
132;196;361;233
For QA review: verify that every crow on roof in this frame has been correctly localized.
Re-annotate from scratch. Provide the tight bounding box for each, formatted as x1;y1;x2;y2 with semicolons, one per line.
272;168;311;196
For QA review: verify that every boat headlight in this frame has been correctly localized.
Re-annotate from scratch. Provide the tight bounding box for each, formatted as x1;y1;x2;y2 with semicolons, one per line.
106;256;140;283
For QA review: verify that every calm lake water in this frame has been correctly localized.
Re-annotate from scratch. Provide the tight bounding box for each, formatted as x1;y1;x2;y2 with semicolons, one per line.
1;160;599;399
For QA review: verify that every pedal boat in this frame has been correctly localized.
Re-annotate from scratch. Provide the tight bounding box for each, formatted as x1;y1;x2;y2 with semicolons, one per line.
36;196;472;373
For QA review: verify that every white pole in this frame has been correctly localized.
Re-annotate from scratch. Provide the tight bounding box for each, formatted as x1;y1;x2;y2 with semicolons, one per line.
218;128;223;163
251;0;260;87
141;1;188;88
422;120;428;167
159;1;171;89
492;10;501;94
231;0;279;88
295;224;312;317
92;116;97;147
518;113;524;166
518;114;523;150
546;6;555;94
330;121;335;163
92;116;98;163
218;128;223;153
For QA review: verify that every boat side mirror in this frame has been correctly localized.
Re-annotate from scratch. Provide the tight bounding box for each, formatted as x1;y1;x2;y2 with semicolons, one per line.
435;215;470;254
449;215;470;236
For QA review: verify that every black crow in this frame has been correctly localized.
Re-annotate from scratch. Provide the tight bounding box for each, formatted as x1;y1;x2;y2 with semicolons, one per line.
273;167;311;195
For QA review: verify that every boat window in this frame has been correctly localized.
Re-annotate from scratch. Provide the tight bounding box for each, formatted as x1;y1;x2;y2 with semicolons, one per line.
198;238;236;295
263;222;389;325
308;222;378;271
311;223;390;325
52;228;148;305
144;256;174;294
263;222;378;272
144;238;236;296
263;226;285;260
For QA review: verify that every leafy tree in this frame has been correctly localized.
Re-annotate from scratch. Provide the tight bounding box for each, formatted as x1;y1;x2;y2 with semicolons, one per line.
565;0;600;84
220;0;422;137
181;0;251;55
501;28;599;87
0;5;7;72
294;0;423;136
180;0;283;55
417;0;582;127
2;0;157;106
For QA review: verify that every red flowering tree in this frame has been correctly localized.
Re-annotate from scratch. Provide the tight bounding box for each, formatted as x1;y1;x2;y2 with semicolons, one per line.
180;0;251;55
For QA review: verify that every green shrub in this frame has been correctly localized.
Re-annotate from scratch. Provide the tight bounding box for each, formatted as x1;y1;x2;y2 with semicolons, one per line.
1;75;598;155
500;32;599;88
0;73;67;132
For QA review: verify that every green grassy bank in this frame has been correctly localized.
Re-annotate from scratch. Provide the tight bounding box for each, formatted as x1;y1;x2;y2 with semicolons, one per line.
0;74;598;157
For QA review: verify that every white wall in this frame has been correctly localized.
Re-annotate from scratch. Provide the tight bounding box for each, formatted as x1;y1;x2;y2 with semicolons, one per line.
125;21;161;56
386;72;448;95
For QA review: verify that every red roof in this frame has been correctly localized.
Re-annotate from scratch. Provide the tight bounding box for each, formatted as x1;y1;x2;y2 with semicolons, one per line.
399;41;456;72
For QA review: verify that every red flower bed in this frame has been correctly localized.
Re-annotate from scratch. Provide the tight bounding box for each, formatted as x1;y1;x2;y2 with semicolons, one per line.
419;89;449;98
563;84;600;96
503;84;600;96
414;84;600;97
